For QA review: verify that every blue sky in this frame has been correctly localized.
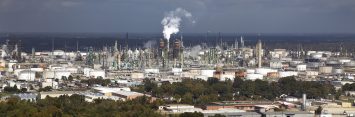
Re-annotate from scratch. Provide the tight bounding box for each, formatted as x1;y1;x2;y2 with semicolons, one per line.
0;0;354;33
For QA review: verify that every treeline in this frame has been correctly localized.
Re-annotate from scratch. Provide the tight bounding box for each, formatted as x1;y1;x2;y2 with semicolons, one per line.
0;94;163;117
135;76;336;105
342;83;355;91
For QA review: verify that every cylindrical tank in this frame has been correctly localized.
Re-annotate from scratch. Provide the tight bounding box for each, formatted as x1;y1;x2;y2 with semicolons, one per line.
246;69;255;74
172;68;182;73
18;70;36;81
319;66;333;74
201;70;215;77
339;59;351;64
30;68;44;72
296;64;307;71
344;61;355;67
90;70;106;78
267;72;279;78
246;74;263;80
255;68;276;76
332;68;343;74
54;70;71;79
310;53;323;59
279;71;298;78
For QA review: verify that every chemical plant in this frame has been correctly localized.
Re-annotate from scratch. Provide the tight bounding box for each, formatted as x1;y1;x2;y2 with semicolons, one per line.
1;34;355;117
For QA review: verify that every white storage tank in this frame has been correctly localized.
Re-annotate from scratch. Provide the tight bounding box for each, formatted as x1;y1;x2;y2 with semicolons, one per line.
307;51;317;56
18;70;36;81
14;69;26;76
172;68;183;73
344;61;355;67
144;69;159;74
43;70;55;79
332;68;343;74
339;59;351;64
219;75;235;81
290;61;303;67
65;67;78;74
30;68;44;72
246;69;255;74
296;64;307;71
89;70;105;78
201;70;216;77
246;74;263;80
319;66;333;74
193;75;208;81
269;61;283;69
326;60;339;65
255;68;277;76
306;71;319;76
53;50;65;56
279;71;298;78
54;70;71;79
130;72;144;79
310;53;323;59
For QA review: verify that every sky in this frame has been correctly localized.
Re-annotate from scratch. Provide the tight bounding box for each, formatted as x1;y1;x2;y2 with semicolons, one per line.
0;0;355;34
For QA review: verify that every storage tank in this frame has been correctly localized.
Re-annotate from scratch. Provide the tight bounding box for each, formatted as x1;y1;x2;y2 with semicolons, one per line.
290;61;303;67
144;69;159;74
201;70;216;77
332;68;343;74
339;59;351;64
246;69;255;74
306;71;319;76
18;70;36;81
307;51;316;56
319;66;333;74
54;70;71;79
310;53;323;59
43;70;55;79
65;67;78;74
267;72;279;78
344;61;355;67
172;68;183;73
296;64;307;71
326;60;339;66
279;71;298;78
193;75;208;81
219;75;235;81
53;50;65;56
88;70;105;78
246;74;263;80
30;68;44;72
255;68;277;76
14;69;26;76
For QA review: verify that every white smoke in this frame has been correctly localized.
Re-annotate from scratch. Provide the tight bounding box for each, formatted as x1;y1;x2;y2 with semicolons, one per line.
189;45;202;58
143;40;157;48
161;8;195;42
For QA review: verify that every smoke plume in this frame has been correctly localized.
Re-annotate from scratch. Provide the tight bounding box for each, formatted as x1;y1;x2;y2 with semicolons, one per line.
161;8;195;42
189;45;202;58
143;40;157;48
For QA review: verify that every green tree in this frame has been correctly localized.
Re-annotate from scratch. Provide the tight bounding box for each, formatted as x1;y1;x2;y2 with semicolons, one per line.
68;75;74;81
179;112;203;117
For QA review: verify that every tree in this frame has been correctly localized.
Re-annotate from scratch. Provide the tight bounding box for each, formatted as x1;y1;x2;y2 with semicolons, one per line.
61;76;67;81
20;88;27;93
211;114;226;117
4;86;19;93
179;112;203;117
315;106;323;115
68;75;74;81
39;86;52;92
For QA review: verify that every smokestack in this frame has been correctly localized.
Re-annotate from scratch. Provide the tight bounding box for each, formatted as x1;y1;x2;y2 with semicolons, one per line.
240;36;244;48
302;94;307;111
256;40;262;68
